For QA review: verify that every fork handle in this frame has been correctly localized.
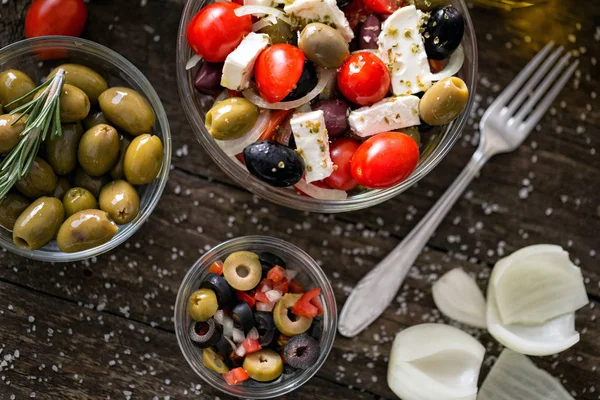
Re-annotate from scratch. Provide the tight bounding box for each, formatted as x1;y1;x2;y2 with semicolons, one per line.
338;148;489;337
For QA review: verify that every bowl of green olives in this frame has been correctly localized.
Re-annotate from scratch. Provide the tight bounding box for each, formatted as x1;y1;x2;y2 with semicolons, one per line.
174;236;337;399
0;36;171;262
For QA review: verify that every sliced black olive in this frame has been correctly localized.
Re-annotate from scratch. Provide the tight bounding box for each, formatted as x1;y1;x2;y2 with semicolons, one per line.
418;121;435;133
283;334;320;369
258;251;286;269
423;6;465;60
284;60;317;101
214;335;233;358
283;364;298;375
255;312;276;347
232;302;255;332
309;318;323;342
336;0;351;7
243;141;305;187
200;273;235;306
189;319;222;349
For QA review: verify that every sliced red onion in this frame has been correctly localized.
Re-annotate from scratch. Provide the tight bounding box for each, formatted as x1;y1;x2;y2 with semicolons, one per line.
294;179;348;200
186;54;202;70
234;5;291;25
424;45;465;82
233;327;245;343
235;344;247;357
214;310;225;325
247;327;260;340
223;316;234;337
265;289;283;303
242;67;336;110
252;16;277;32
284;269;297;281
215;109;271;156
256;301;276;312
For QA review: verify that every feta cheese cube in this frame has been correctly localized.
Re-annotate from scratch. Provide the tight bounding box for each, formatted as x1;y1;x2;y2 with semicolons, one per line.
221;33;270;91
284;0;354;42
290;110;335;183
377;5;432;95
348;95;421;137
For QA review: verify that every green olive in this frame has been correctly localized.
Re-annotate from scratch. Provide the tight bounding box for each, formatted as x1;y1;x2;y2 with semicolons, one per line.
0;104;3;113
205;97;259;141
73;168;109;198
298;23;349;68
83;110;110;130
0;69;36;112
419;77;469;126
78;124;120;177
110;135;131;180
15;157;58;199
0;192;30;231
48;64;108;104
35;83;91;123
202;348;229;374
123;134;163;185
45;123;84;175
273;293;313;336
0;113;27;154
223;251;262;291
188;288;219;322
52;177;71;201
259;20;296;45
99;87;155;135
13;197;64;250
99;180;139;224
63;187;98;218
243;349;283;382
56;209;118;253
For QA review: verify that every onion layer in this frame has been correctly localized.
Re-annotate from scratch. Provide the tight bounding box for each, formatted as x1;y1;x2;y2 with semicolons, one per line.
186;54;202;70
215;109;271;156
234;5;292;25
423;45;465;82
294;179;347;200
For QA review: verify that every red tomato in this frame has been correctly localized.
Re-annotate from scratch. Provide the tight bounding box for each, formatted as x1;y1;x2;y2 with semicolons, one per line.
257;278;273;293
25;0;87;38
255;44;305;103
343;0;370;30
209;261;224;275
186;3;252;62
291;288;322;318
236;290;256;308
363;0;404;15
289;280;305;294
273;278;289;295
222;368;250;385
266;266;286;283
241;338;262;354
259;109;294;141
351;132;419;189
338;52;390;106
255;292;270;303
310;294;324;316
325;139;361;191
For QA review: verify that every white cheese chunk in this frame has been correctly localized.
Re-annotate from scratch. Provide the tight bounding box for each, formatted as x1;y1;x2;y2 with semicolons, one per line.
284;0;354;42
377;5;432;95
290;110;334;183
348;95;421;137
221;33;270;91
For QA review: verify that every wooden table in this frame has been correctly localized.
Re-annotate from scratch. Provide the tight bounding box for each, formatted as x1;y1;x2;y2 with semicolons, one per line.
1;0;598;398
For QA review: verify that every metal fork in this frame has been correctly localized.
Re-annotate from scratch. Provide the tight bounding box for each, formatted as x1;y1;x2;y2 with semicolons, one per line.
338;42;579;337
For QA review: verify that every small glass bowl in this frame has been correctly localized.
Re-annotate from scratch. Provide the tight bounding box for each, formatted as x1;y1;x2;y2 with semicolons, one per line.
174;236;337;399
0;36;171;262
176;0;478;213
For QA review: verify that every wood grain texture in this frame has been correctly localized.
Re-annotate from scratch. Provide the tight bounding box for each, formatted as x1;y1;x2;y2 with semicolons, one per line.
0;0;599;398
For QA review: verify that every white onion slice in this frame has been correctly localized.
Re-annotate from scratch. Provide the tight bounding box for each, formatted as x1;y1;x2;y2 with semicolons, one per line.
232;328;245;343
215;109;271;156
214;310;225;325
479;349;574;400
247;327;260;340
186;54;202;70
234;5;291;25
294;179;347;201
223;316;234;338
256;301;276;312
265;289;283;303
491;245;588;326
242;67;336;110
423;45;465;82
387;324;485;400
235;344;247;357
284;269;297;281
432;268;487;329
252;16;277;32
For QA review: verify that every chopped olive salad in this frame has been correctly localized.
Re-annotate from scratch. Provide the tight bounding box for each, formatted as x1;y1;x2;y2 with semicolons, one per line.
187;250;324;385
186;0;468;200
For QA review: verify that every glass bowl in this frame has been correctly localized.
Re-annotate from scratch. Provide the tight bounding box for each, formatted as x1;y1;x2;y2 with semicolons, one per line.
174;236;337;399
176;0;478;213
0;36;171;262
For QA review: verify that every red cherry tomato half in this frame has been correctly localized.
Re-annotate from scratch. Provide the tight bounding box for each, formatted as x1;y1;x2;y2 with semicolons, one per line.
363;0;404;15
25;0;87;38
254;44;305;103
325;138;361;191
338;52;390;106
186;3;252;62
351;132;419;189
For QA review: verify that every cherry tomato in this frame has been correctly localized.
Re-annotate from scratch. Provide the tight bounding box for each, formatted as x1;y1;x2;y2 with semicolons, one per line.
351;132;419;189
338;52;390;106
363;0;404;15
186;3;252;62
255;44;305;103
25;0;87;38
325;139;360;191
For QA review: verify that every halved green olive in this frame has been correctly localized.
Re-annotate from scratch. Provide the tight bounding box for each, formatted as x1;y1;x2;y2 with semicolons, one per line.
188;288;219;322
223;251;262;291
243;349;283;382
273;293;313;336
202;348;229;374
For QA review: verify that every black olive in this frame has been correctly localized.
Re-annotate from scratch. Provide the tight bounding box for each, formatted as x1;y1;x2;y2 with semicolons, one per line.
232;302;255;332
258;251;287;268
418;120;435;132
284;60;317;101
309;318;323;341
254;312;277;347
243;141;305;187
423;6;464;60
214;335;233;357
189;319;222;348
336;0;351;7
200;273;235;306
193;62;223;95
283;364;297;375
283;334;320;369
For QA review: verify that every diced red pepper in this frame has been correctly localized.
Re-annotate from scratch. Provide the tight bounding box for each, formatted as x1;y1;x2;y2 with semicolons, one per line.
194;322;210;336
236;290;256;308
273;278;289;295
222;367;249;385
267;265;286;283
289;280;305;294
291;288;322;319
254;291;270;303
257;278;273;293
209;261;224;275
242;338;262;354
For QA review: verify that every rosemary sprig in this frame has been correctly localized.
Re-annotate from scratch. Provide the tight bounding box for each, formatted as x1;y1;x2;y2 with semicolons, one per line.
0;69;65;200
